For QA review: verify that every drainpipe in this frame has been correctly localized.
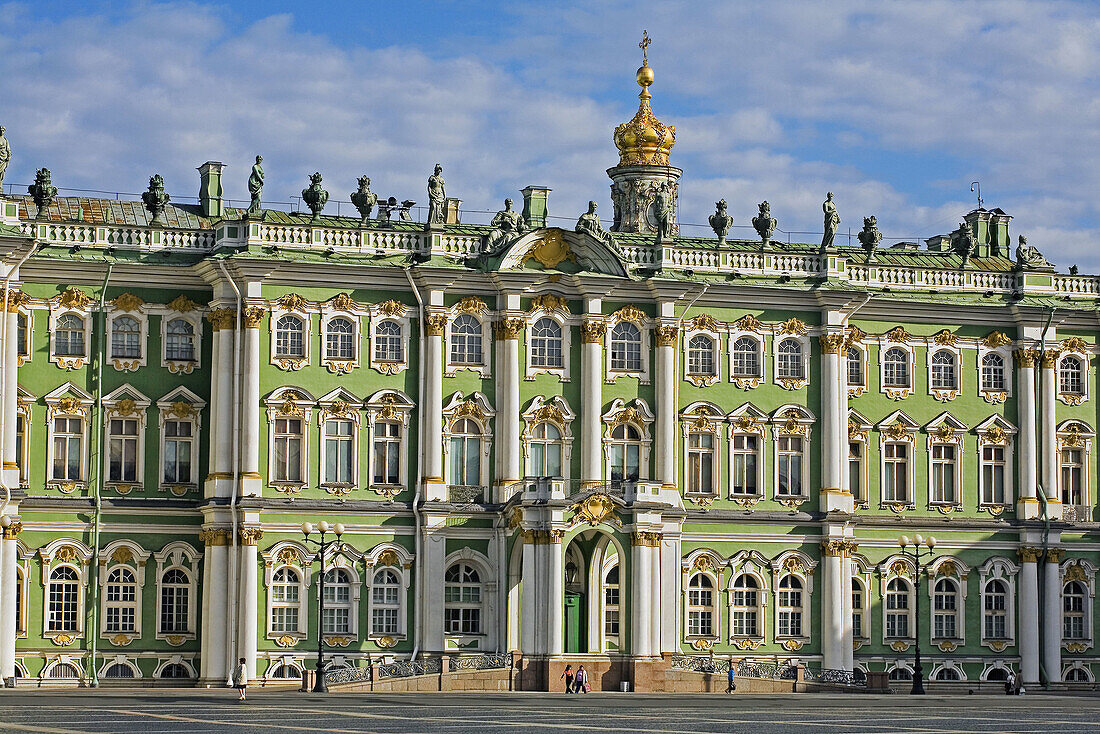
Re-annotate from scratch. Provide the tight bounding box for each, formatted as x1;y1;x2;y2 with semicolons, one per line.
89;260;114;686
403;268;425;662
217;260;243;685
1035;306;1055;688
0;243;38;518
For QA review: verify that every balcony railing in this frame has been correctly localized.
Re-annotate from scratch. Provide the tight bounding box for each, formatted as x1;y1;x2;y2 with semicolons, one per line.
1063;505;1092;523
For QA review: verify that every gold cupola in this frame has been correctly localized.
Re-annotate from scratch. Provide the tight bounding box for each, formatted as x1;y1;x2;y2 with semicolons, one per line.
613;31;676;167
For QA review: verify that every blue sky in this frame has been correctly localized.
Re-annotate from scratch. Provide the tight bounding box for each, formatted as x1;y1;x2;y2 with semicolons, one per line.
3;1;1099;268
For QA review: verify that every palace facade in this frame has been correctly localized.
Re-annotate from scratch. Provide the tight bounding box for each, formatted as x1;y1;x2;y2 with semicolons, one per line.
0;53;1098;691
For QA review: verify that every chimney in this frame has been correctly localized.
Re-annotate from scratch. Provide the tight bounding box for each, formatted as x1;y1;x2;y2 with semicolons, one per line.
963;207;1011;258
521;186;551;229
197;161;226;219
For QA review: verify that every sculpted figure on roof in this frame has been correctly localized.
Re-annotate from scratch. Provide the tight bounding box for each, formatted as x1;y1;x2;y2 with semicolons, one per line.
1015;235;1053;270
821;192;840;250
247;155;264;215
484;198;528;254
654;182;674;242
576;200;617;252
0;126;10;189
427;164;446;225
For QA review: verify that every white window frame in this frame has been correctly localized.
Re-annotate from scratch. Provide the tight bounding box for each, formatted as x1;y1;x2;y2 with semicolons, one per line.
446;301;491;377
39;539;92;642
879;341;914;400
1057;420;1094;510
316;391;362;495
368;567;402;638
1060;560;1096;651
876;411;919;509
846;344;866;397
924;414;965;510
770;552;815;646
978;557;1017;651
684;571;719;641
106;308;148;372
680;403;722;498
320;314;361;375
521;395;575;481
977;343;1012;404
851;564;871;647
729;571;766;641
102;386;151;493
847;410;872;507
601;558;621;652
770;406;814;502
365;544;414;642
161;305;203;375
156;387;205;496
319;558;362;641
880;560;916;644
929;662;967;682
264;388;315;493
928;346;961;402
98;540;151;642
268;296;311;371
974;415;1017;512
604;307;651;385
773;335;809;390
1058;353;1089;405
927;558;968;644
368;302;411;376
684;324;720;387
602;398;654;484
49;303;92;370
154;541;201;644
44;383;94;492
526;312;572;381
442;392;495;498
442;549;497;651
16;307;32;366
728;330;764;389
364;389;414;497
261;542;313;643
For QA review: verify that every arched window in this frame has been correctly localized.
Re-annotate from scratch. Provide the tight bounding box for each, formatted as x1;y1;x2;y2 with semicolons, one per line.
104;662;135;678
322;568;353;635
325;317;355;361
852;578;865;639
165;319;195;361
371;568;400;635
777;339;803;379
55;314;85;356
687;574;715;637
777;575;803;637
160;663;191;679
274;315;305;358
847;347;863;386
888;667;912;681
687;335;716;376
608;424;641;485
886;578;912;638
883;347;909;388
105;567;137;633
374;321;403;362
931;350;956;390
933;667;961;681
686;431;715;495
270;664;301;679
933;578;959;639
450;314;483;365
530;318;563;368
985;667;1009;682
271;568;301;633
159;568;189;634
528;422;563;477
731;575;760;636
1066;667;1090;682
47;566;80;633
603;565;620;647
983;579;1008;640
610;322;642;371
1064;580;1087;640
449;418;482;487
111;316;142;359
322;418;355;485
1060;356;1085;396
444;563;482;635
47;662;81;679
982;353;1006;392
732;337;760;378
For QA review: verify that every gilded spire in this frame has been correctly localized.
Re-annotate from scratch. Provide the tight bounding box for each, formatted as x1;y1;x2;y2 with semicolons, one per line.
614;30;676;167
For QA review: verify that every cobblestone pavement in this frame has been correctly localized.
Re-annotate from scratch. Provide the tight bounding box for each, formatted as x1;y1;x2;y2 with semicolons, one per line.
0;689;1098;733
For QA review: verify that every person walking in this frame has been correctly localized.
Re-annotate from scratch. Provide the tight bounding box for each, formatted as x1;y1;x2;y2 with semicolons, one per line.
232;658;248;701
1004;670;1016;696
726;663;737;693
574;665;589;694
561;665;575;693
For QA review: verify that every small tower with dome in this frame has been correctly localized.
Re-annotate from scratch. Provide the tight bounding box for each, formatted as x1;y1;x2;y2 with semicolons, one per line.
608;31;681;236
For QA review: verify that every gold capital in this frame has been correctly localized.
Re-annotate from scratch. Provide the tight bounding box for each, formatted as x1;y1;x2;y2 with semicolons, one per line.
1017;546;1043;563
493;318;525;340
1;521;22;540
242;306;265;329
819;333;846;355
239;527;264;546
581;321;605;344
655;325;678;348
206;308;236;331
425;314;447;337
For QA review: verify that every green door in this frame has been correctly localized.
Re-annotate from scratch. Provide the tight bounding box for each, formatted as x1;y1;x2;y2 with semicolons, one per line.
564;591;585;653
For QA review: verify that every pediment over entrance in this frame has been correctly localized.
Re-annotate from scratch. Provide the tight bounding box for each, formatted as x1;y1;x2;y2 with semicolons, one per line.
494;228;629;278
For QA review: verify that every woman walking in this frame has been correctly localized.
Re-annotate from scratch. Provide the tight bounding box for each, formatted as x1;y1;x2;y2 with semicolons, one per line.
561;664;575;693
233;657;248;701
574;665;589;694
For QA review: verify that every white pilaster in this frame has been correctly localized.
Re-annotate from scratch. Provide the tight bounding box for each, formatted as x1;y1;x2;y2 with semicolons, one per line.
424;307;445;500
520;533;537;654
580;306;603;489
1018;548;1041;684
820;543;844;670
1040;349;1059;514
1016;353;1039;518
654;319;677;490
1042;548;1063;683
648;534;662;654
200;534;228;683
240;309;262;496
841;553;855;671
2;310;18;490
547;534;563;655
421;524;446;652
238;531;260;681
819;327;850;513
631;536;653;657
0;521;19;681
495;308;521;500
660;532;681;654
205;318;224;495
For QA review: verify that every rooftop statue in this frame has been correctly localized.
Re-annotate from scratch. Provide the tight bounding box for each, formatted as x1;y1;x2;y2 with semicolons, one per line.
954;221;976;269
1015;235;1053;270
350;176;378;223
821;192;840;250
247;155;264;215
654;181;674;242
752;201;777;248
485;198;528;254
709;199;733;246
858;215;882;263
302;172;328;221
0;125;10;190
28;168;57;218
576;200;618;252
142;173;170;225
427;164;446;226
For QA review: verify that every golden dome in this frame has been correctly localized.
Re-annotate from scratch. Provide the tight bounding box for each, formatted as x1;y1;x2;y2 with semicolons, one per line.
613;40;675;167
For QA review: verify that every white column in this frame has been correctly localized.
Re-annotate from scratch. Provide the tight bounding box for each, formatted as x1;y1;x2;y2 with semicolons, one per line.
424;312;445;499
580;318;604;488
496;318;521;500
3;309;18;490
240;310;262;495
648;533;662;655
1040;351;1059;513
631;535;652;657
547;533;563;655
0;521;19;681
200;532;228;683
214;320;234;477
205;315;223;493
1042;548;1063;683
654;324;677;490
841;552;855;671
1016;351;1039;518
1018;547;1041;684
660;533;681;654
520;533;537;654
819;331;849;513
237;529;261;681
820;542;844;670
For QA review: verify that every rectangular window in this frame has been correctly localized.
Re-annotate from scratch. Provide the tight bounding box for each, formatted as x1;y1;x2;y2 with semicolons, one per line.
931;444;956;504
686;432;714;495
852;584;864;639
16;313;27;359
884;442;908;503
163;420;193;484
323;419;355;485
984;588;1007;640
777;436;803;496
731;434;758;496
982;445;1006;505
933;590;957;639
1061;448;1084;506
849;441;863;503
273;418;303;483
373;421;401;485
604;585;620;637
108;418;139;483
372;607;399;635
51;417;83;482
160;586;189;634
15;415;26;485
443;608;481;635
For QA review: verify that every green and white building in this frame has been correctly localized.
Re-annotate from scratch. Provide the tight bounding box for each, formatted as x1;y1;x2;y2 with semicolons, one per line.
0;56;1097;691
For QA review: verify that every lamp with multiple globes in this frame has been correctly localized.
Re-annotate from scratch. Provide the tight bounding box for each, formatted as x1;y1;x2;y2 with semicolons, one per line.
300;520;344;693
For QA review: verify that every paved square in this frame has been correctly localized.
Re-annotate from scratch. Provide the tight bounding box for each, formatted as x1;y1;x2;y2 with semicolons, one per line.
0;690;1098;734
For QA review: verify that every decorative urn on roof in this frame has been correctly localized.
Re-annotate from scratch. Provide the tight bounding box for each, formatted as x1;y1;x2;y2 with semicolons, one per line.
142;174;170;225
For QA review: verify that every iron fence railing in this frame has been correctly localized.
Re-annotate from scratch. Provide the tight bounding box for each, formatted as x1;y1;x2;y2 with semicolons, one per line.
669;657;864;687
377;658;441;679
447;653;509;672
324;665;371;685
802;667;867;686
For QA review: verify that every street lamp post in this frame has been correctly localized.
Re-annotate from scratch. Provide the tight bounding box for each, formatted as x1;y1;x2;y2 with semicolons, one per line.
898;534;936;695
301;520;344;693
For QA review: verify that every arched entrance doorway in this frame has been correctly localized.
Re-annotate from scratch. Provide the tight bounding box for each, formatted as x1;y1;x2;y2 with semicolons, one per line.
562;528;626;654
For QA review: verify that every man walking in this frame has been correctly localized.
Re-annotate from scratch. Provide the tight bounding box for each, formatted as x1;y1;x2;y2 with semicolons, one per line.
726;663;737;693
